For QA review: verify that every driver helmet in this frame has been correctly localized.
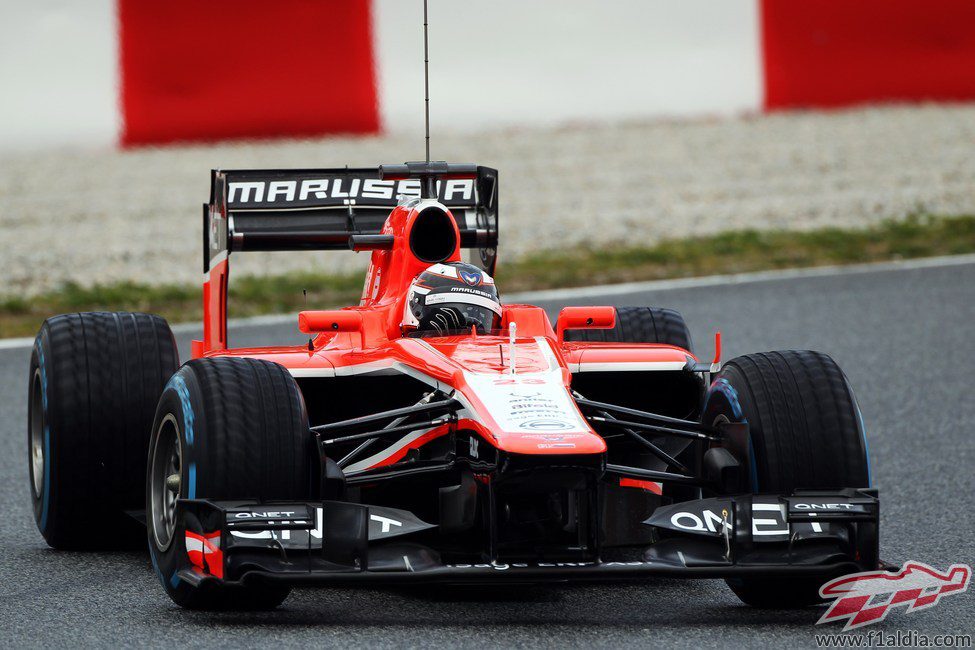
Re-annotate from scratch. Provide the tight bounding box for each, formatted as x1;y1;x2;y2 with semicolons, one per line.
403;262;502;335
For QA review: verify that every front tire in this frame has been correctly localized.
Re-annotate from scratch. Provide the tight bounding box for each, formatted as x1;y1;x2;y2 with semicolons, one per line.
29;312;178;549
702;350;870;608
146;357;314;610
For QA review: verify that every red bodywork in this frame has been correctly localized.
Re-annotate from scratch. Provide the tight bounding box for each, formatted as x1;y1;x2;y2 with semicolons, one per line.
194;198;696;472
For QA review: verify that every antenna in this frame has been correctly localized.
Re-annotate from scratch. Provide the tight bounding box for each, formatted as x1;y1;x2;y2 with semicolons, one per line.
423;0;431;164
304;289;313;352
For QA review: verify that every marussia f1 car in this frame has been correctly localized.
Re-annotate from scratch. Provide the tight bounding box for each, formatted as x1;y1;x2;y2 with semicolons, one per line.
28;162;878;610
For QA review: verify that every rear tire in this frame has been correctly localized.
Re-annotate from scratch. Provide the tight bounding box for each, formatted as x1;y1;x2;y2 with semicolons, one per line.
28;312;178;550
146;357;314;610
562;306;693;351
702;350;870;608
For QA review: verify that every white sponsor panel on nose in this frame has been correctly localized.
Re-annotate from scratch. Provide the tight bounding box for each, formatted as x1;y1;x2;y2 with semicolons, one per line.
463;368;588;434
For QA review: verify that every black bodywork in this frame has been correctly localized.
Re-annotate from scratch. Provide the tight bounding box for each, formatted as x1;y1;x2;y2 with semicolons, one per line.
170;381;881;589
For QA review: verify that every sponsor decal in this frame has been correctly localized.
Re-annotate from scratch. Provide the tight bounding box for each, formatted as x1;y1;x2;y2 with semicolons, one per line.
228;506;433;543
520;419;575;430
208;211;221;250
446;561;599;570
370;514;402;534
446;286;493;298
817;562;971;631
444;561;655;571
670;509;732;535
463;367;589;435
793;502;855;510
232;510;299;520
425;289;502;314
459;269;482;286
751;503;790;537
368;266;382;302
227;177;475;207
646;498;804;538
650;495;880;538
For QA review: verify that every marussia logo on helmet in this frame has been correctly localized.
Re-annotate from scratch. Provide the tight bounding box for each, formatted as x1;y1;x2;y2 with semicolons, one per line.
460;269;482;286
817;561;971;630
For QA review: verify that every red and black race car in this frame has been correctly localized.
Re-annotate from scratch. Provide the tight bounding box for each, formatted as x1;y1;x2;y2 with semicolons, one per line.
28;162;878;610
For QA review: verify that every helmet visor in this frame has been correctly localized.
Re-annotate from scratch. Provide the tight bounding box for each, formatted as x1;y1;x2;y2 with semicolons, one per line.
416;303;501;335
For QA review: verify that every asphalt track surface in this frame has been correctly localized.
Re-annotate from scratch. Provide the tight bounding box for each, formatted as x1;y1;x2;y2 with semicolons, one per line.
1;260;973;648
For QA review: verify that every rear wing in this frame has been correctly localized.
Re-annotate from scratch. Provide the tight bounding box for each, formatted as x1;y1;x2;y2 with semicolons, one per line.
205;164;499;274
197;164;498;355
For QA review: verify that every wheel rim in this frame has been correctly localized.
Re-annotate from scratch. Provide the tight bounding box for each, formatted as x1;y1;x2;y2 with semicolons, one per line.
150;414;181;551
29;369;44;498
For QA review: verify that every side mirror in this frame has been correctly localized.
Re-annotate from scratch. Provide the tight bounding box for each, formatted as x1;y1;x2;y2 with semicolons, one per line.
556;306;616;342
298;310;364;334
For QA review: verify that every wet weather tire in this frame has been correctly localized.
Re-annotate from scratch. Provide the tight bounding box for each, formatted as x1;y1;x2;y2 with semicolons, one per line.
147;357;314;610
562;306;693;351
28;312;178;550
702;350;870;608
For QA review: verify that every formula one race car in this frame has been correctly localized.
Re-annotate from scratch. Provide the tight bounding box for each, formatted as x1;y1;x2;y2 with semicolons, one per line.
28;162;878;610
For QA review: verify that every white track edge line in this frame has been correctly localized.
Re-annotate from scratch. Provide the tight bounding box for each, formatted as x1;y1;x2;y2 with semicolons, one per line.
503;253;975;302
2;253;972;351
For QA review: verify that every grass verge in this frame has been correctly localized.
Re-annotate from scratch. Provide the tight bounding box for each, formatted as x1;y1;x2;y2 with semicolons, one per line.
2;213;973;339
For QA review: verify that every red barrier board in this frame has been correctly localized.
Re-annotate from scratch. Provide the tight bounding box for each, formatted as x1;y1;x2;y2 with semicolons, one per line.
119;0;379;145
762;0;975;109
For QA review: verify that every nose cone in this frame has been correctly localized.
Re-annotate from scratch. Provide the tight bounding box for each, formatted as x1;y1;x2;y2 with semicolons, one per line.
429;335;607;455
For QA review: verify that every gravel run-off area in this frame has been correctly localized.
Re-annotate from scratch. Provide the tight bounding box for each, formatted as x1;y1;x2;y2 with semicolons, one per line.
2;104;974;296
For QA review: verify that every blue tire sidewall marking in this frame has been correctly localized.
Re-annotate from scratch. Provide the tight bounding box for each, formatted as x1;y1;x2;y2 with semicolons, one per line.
149;540;166;581
746;435;759;492
706;378;757;490
36;340;52;531
711;378;743;420
167;374;195;446
150;542;180;590
842;372;872;487
165;372;197;502
856;403;872;487
711;373;869;490
159;371;199;589
187;463;197;500
42;428;51;530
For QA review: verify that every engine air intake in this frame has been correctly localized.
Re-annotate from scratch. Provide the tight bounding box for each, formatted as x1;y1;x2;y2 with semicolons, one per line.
409;205;457;263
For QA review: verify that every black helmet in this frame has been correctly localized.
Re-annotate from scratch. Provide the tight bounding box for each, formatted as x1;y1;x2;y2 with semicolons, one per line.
404;262;502;335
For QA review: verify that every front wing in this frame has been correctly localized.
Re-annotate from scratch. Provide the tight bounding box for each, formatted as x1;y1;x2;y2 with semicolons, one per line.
170;489;880;588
